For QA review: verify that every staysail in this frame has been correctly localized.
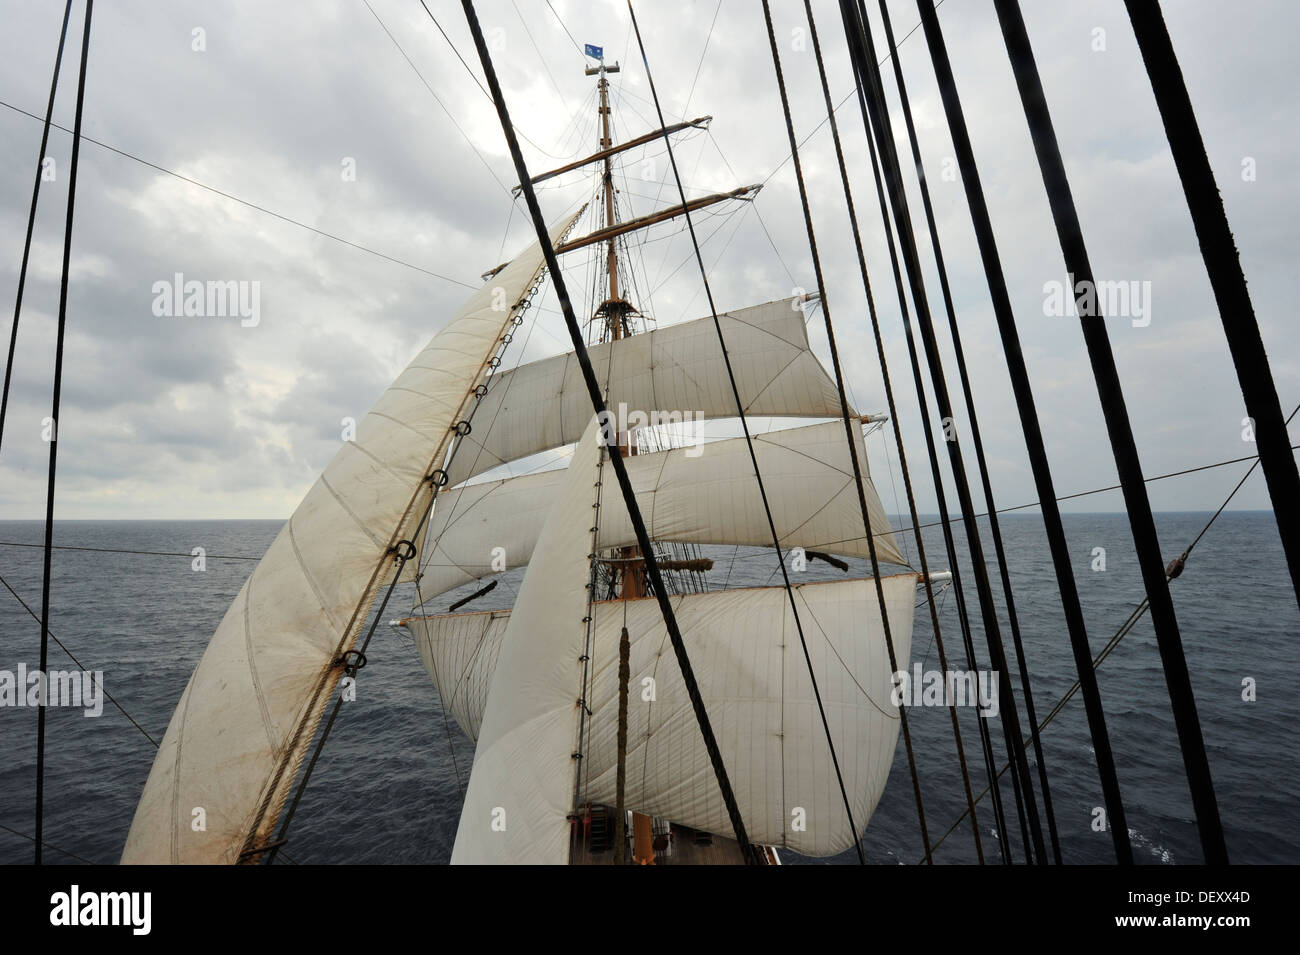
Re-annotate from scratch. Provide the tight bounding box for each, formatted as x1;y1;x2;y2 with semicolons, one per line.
449;419;604;864
415;420;904;602
121;212;581;864
409;573;918;856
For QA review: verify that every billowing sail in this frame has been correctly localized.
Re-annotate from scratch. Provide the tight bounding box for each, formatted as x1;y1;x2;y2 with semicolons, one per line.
408;573;917;856
441;297;845;488
450;419;603;864
416;420;904;602
121;212;581;864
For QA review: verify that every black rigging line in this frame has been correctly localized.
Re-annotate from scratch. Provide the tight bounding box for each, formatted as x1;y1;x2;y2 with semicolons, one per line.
845;0;1048;865
1124;1;1300;616
926;405;1295;859
839;0;1012;863
511;0;568;111
0;570;158;747
34;0;92;867
993;0;1227;865
0;0;72;460
419;0;488;96
913;0;1133;864
767;0;936;865
800;0;985;864
414;543;466;801
0;100;476;289
461;0;759;864
683;0;722;118
2;444;1287;569
361;0;510;195
704;130;796;286
417;0;587;162
760;0;948;190
0;821;97;865
644;0;722;214
2;569;310;874
264;463;457;865
876;0;1060;864
709;442;1300;558
0;540;259;560
632;0;864;864
545;0;586;59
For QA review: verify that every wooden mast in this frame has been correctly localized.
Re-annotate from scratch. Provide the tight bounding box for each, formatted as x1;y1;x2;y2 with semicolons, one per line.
586;52;654;866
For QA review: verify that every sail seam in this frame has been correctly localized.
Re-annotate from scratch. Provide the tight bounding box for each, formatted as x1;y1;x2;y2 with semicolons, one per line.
243;574;281;759
366;409;447;441
319;473;389;550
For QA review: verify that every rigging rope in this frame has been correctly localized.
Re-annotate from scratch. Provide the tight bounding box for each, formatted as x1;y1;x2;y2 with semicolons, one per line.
462;0;759;864
264;531;424;865
361;0;510;195
33;0;93;866
993;0;1227;865
260;224;572;862
544;0;586;60
891;446;1300;538
924;406;1292;859
913;0;1135;864
0;100;475;289
572;316;622;849
630;0;864;864
0;570;157;747
759;0;949;191
413;542;467;802
838;0;1012;863
1123;0;1300;616
764;0;935;866
876;0;1061;863
798;0;987;864
0;820;97;865
843;0;1048;864
1;568;304;865
0;0;73;460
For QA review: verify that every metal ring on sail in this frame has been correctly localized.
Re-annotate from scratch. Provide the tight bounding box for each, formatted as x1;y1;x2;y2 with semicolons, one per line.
336;649;368;675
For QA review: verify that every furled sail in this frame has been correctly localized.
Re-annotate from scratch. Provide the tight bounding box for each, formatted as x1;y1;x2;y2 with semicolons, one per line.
407;573;918;856
415;420;904;602
121;212;581;864
450;419;604;864
441;296;845;488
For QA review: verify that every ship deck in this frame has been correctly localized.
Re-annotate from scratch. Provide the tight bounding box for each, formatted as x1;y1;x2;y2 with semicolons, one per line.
570;805;778;865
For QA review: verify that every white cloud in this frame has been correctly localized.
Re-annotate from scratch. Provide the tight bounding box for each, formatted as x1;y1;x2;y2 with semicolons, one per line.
0;0;1294;520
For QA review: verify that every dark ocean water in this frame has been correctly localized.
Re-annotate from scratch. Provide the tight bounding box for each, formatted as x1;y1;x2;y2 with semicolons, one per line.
0;511;1296;865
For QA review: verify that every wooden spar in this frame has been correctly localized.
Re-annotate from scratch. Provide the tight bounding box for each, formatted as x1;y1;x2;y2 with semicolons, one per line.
515;116;712;192
555;184;762;256
599;72;621;322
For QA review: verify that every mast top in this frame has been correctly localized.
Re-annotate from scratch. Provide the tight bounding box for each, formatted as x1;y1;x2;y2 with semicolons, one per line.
583;41;619;75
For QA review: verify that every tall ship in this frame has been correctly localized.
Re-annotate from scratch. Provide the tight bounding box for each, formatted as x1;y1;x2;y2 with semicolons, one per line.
121;48;920;866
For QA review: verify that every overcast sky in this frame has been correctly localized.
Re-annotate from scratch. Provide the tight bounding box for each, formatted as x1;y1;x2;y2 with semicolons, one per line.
0;0;1295;521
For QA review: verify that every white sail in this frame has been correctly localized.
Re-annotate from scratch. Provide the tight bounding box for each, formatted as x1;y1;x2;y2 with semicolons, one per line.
415;420;904;602
441;297;845;488
409;573;917;856
121;212;581;864
450;418;604;864
412;609;508;743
